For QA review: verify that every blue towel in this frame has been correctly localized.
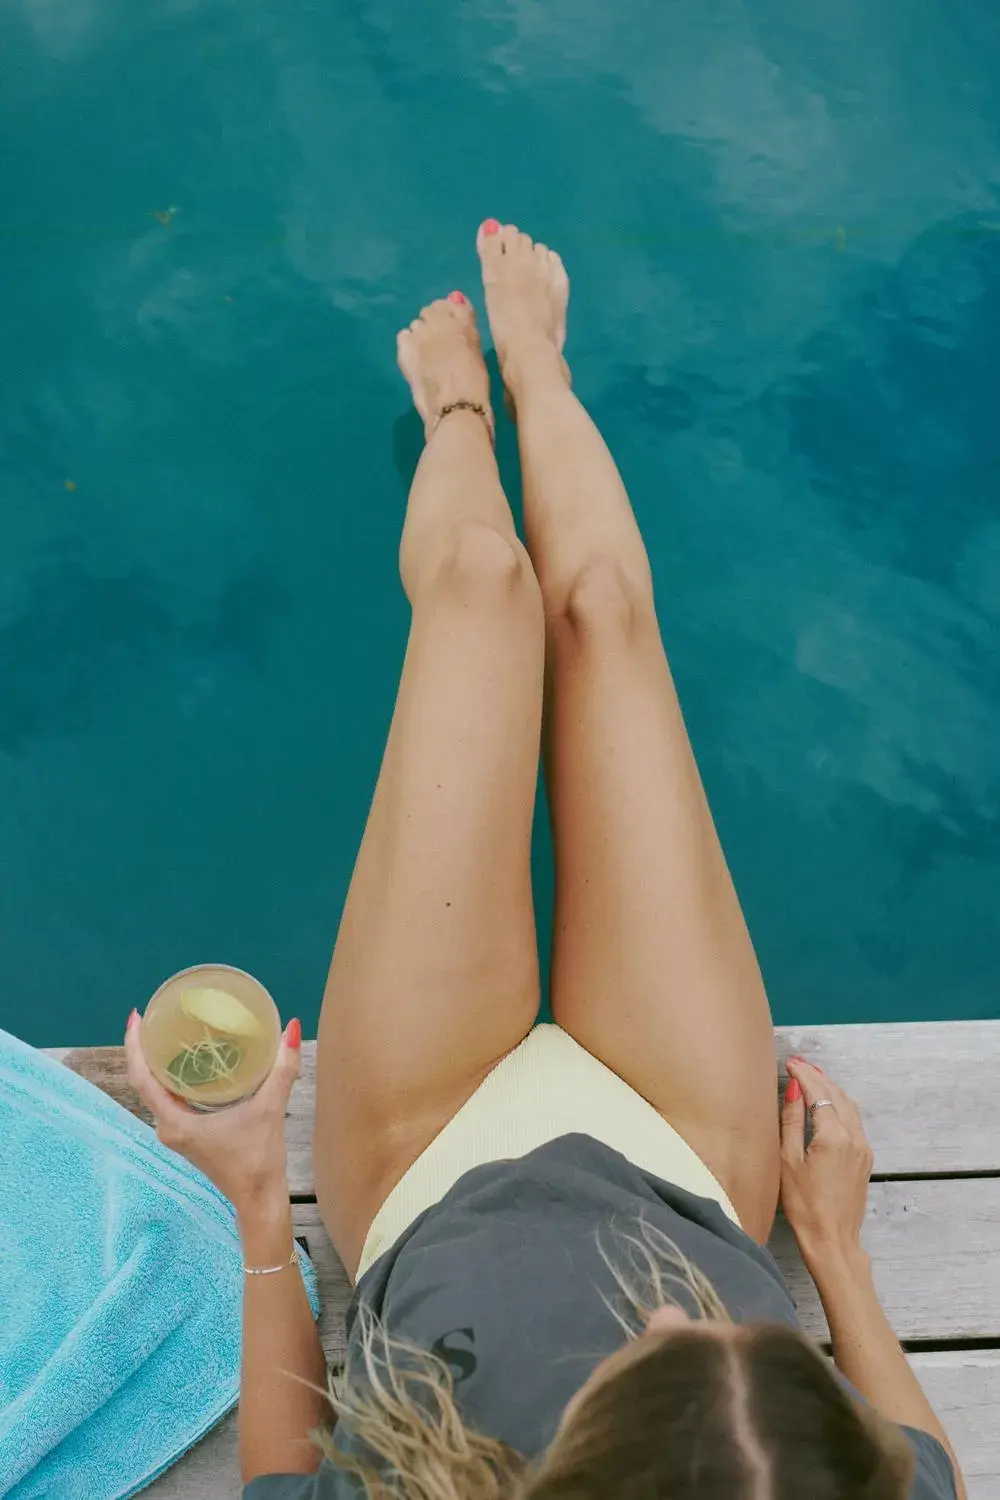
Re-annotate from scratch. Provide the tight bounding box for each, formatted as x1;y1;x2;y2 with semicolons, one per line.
0;1028;320;1499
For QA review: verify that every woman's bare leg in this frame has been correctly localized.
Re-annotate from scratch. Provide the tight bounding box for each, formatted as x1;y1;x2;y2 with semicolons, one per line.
478;224;779;1242
315;295;544;1277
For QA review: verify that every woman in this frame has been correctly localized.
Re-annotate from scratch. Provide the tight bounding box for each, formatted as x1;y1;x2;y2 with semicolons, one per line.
125;221;963;1500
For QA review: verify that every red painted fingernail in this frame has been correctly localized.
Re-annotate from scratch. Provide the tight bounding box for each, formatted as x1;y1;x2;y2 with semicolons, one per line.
448;290;466;304
482;218;501;236
285;1018;302;1050
126;1009;139;1031
786;1077;802;1103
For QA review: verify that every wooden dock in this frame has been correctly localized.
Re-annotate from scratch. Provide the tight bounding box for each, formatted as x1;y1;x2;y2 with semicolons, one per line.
51;1021;1000;1500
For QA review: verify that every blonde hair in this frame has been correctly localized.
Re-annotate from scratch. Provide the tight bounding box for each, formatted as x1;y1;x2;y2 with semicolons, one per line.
314;1216;912;1500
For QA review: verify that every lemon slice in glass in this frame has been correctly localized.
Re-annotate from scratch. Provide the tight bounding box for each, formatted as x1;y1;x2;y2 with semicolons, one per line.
180;986;263;1037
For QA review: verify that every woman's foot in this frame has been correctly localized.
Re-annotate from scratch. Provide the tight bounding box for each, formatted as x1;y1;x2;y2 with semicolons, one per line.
396;294;493;444
476;221;570;403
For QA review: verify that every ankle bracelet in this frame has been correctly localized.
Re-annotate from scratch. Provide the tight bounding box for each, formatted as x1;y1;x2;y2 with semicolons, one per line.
431;400;495;448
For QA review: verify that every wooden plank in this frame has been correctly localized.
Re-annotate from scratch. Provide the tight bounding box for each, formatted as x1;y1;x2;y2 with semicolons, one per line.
771;1179;1000;1342
50;1020;1000;1192
295;1207;353;1366
145;1420;239;1500
774;1021;1000;1175
144;1348;1000;1500
911;1351;1000;1497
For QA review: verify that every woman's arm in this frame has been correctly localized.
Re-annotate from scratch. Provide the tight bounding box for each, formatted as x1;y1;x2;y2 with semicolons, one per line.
781;1058;966;1500
805;1242;964;1497
238;1192;330;1482
124;1016;332;1488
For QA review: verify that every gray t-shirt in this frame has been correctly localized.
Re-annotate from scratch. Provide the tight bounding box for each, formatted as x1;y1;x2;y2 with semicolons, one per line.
245;1135;956;1500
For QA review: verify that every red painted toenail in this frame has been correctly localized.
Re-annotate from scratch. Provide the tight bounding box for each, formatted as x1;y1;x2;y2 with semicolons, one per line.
448;290;466;304
482;219;501;236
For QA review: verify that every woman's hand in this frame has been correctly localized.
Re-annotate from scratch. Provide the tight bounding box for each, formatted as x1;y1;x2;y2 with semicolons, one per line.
779;1056;874;1272
782;1058;967;1495
124;1010;301;1218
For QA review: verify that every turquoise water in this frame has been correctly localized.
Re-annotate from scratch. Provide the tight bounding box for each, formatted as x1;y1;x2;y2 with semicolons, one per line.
1;2;998;1047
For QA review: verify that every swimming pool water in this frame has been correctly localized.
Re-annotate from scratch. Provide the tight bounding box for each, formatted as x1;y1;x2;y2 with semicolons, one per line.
1;1;998;1046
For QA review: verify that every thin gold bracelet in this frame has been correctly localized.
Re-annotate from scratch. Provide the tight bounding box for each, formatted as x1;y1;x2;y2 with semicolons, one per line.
243;1245;299;1277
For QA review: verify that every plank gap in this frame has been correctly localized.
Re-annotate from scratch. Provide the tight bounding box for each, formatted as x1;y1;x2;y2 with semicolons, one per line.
873;1169;1000;1183
902;1336;1000;1354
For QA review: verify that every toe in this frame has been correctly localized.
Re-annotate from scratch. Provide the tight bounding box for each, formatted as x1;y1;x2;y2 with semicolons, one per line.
477;217;505;262
401;295;482;358
453;298;479;331
508;226;534;258
424;294;477;329
495;223;519;258
490;223;529;261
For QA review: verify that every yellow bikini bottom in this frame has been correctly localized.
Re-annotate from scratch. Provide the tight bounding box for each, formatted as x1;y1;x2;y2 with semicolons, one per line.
357;1022;740;1280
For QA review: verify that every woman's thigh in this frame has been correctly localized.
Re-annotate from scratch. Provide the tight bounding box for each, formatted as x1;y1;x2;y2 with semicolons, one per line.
545;565;780;1242
315;530;544;1276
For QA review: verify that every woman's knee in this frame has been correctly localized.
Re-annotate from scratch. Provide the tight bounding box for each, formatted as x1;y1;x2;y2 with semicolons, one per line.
414;523;541;614
550;557;655;648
